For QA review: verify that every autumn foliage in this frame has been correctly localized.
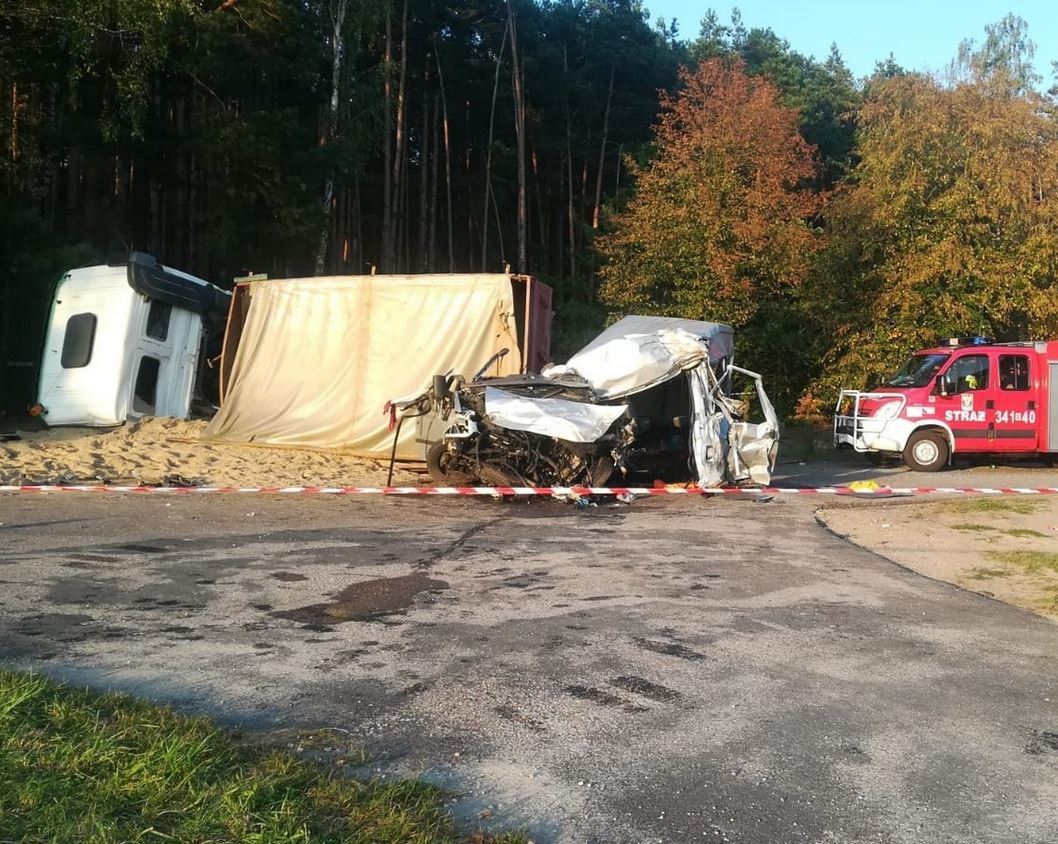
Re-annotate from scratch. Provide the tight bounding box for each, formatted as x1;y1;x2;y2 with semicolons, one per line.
597;59;823;407
800;72;1058;414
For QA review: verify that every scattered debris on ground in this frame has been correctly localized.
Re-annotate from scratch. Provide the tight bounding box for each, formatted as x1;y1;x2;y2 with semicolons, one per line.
0;417;421;487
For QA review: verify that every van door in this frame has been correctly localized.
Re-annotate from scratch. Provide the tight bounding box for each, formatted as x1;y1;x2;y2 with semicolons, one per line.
991;351;1037;451
935;352;992;452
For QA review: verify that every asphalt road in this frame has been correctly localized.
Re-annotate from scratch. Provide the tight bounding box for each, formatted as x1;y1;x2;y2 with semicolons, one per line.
774;450;1058;490
1;491;1057;844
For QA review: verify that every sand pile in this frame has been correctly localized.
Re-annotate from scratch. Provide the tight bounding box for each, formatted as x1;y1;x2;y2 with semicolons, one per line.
0;417;421;487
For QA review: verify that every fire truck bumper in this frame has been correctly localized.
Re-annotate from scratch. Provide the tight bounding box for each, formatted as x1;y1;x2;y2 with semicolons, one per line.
834;416;912;454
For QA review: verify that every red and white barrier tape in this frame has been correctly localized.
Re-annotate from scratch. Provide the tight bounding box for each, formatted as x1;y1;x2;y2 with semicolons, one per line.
2;484;1058;496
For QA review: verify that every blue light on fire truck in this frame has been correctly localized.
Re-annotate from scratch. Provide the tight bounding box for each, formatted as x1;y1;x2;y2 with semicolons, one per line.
938;336;994;347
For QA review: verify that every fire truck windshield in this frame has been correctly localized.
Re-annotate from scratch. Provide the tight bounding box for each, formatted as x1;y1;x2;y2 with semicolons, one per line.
885;353;950;388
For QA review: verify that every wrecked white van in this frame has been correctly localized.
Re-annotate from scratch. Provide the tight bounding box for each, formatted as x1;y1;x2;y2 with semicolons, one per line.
34;253;230;426
395;316;779;488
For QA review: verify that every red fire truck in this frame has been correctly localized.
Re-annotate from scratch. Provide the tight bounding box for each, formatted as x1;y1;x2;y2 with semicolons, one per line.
834;337;1058;471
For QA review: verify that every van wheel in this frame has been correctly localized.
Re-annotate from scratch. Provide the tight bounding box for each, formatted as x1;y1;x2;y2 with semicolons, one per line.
903;431;949;472
426;442;473;485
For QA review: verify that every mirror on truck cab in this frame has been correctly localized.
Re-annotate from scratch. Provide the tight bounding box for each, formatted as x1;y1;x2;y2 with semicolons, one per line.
935;371;951;396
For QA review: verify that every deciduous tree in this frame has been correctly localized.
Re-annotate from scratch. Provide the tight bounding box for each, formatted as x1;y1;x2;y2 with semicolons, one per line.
800;72;1058;414
597;58;822;408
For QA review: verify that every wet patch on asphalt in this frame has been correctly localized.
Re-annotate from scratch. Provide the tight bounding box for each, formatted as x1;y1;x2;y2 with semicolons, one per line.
609;675;680;701
1025;730;1058;755
632;637;705;661
494;703;546;732
14;612;95;637
271;573;448;625
499;571;549;589
67;553;123;563
565;684;625;706
272;571;309;582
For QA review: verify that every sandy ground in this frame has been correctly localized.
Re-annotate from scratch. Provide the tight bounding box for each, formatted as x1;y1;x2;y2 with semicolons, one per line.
0;417;420;487
820;497;1058;621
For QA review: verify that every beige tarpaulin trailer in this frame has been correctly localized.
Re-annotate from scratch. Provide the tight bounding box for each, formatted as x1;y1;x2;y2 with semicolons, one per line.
205;273;551;459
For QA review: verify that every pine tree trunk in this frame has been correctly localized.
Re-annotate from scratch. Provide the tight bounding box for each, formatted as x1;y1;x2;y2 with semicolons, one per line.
566;145;575;280
563;44;575;280
417;70;430;272
533;147;547;273
354;175;363;271
434;49;454;273
389;0;408;271
315;0;349;275
481;19;508;271
8;81;17;173
381;2;393;271
592;63;614;230
508;1;527;273
428;92;439;271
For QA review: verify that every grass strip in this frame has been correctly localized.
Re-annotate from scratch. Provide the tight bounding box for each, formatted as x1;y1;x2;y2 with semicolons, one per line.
941;498;1042;516
985;550;1058;574
0;670;525;844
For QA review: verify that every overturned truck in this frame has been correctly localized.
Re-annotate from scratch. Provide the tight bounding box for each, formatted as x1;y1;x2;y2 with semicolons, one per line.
394;316;779;488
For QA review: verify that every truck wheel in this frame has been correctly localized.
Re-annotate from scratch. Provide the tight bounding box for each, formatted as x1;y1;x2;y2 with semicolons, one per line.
902;431;949;472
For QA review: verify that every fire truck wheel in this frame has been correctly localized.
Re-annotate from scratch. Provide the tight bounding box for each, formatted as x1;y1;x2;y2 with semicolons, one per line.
902;430;949;472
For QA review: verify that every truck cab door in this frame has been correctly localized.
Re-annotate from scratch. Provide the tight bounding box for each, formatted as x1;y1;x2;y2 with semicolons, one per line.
935;352;992;452
992;351;1037;451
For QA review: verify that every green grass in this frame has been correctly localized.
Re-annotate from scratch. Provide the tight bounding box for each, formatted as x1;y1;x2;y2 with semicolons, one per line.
940;498;1043;516
950;523;998;533
0;670;526;844
965;566;1013;580
1002;527;1048;539
1038;585;1058;613
985;550;1058;574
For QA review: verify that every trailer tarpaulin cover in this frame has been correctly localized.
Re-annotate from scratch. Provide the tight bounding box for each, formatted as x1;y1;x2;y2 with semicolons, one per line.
205;274;521;458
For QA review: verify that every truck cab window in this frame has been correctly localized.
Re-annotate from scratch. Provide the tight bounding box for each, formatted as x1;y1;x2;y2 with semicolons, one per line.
60;313;97;369
943;354;989;394
145;300;172;342
999;354;1029;390
886;353;949;387
133;356;161;414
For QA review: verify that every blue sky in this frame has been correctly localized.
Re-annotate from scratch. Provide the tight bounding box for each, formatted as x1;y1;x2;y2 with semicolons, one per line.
642;1;1058;83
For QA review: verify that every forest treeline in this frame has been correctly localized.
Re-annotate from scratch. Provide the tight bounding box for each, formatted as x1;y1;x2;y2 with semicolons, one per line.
2;1;1056;416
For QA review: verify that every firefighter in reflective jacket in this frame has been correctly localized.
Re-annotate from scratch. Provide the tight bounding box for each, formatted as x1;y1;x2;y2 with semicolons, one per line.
965;373;978;390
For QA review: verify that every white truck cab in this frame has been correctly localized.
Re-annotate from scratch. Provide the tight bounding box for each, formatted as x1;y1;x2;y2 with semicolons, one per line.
35;254;230;426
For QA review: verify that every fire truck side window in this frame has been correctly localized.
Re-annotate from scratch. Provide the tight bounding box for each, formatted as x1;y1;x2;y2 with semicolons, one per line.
999;354;1030;390
944;354;989;393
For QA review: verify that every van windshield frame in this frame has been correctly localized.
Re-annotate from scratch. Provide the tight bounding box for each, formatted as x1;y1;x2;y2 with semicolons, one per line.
885;353;950;388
